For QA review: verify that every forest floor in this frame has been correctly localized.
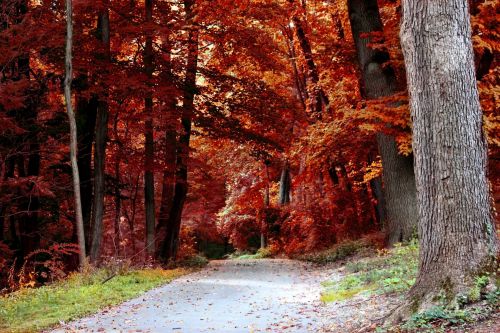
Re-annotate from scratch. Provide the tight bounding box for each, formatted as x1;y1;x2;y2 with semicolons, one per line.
49;259;398;333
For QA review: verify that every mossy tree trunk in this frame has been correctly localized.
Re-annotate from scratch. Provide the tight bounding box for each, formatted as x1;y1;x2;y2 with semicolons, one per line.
392;0;498;320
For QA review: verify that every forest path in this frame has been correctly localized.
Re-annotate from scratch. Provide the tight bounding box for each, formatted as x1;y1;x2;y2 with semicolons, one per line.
51;259;393;332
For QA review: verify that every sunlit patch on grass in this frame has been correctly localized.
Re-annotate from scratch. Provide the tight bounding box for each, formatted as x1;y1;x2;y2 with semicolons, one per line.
321;283;377;302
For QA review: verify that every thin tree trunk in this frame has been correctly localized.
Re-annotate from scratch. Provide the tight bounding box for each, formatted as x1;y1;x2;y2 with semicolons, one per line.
65;0;86;268
76;95;97;251
288;1;328;115
160;0;199;262
128;172;140;255
283;28;307;110
156;129;176;258
279;161;291;205
391;0;498;320
347;0;418;244
90;6;111;263
113;114;121;256
260;161;270;249
155;26;177;260
144;0;155;258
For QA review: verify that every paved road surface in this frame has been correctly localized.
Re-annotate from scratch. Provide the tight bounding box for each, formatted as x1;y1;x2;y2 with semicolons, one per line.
52;259;344;333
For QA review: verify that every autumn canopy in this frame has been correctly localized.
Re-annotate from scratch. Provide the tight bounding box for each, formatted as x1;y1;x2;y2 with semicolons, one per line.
0;0;498;313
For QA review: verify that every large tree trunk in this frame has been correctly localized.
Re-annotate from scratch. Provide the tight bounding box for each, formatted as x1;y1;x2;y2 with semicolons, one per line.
391;0;498;319
347;0;418;244
160;0;199;262
90;7;111;263
144;0;156;258
65;0;87;269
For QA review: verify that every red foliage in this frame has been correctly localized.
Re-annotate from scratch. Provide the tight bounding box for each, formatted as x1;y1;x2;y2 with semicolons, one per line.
0;0;498;291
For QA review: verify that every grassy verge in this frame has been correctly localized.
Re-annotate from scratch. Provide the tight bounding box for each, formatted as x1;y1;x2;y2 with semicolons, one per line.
321;240;418;303
0;267;187;333
321;240;500;331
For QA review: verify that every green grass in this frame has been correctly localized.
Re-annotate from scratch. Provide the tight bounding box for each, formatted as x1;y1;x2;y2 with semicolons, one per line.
231;247;272;260
321;283;377;302
0;267;187;333
321;240;418;303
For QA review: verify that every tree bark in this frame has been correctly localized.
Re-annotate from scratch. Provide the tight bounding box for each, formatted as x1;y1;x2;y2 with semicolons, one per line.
160;0;199;262
391;0;499;319
76;95;97;251
113;114;121;256
16;8;41;260
65;0;87;269
288;0;329;115
283;28;307;111
260;161;270;249
144;0;156;258
155;25;177;260
347;0;418;244
279;161;291;205
90;6;111;263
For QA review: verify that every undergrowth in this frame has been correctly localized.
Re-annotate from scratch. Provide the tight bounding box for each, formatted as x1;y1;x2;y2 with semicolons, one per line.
375;289;499;333
298;238;375;265
0;267;187;333
321;240;418;303
322;240;499;331
174;254;209;267
230;247;273;260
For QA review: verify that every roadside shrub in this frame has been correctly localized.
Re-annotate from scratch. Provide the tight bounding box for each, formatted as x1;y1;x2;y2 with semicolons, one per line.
299;237;377;265
176;254;209;268
230;247;273;260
